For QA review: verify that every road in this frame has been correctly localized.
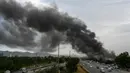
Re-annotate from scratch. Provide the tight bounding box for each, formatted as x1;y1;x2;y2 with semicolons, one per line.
13;64;53;73
81;60;129;73
12;63;66;73
13;69;35;73
12;62;56;73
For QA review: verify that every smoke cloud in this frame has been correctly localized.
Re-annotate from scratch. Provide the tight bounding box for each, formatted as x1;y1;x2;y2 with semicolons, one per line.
0;18;37;48
0;0;26;20
0;0;115;57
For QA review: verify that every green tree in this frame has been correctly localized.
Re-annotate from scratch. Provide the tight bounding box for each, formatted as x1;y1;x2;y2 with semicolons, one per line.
66;58;79;73
115;52;130;68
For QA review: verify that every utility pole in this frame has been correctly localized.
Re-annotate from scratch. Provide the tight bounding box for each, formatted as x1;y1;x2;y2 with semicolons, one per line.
9;52;12;57
69;51;71;58
57;44;60;73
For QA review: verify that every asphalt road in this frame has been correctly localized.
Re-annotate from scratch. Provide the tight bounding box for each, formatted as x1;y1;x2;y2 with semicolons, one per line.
12;63;66;73
81;60;129;73
13;69;35;73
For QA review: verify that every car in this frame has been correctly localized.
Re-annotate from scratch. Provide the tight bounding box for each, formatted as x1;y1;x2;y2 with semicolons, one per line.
108;67;112;72
104;66;108;69
21;67;27;73
96;66;99;69
100;68;105;73
115;65;119;69
126;68;130;72
4;70;10;73
90;65;93;67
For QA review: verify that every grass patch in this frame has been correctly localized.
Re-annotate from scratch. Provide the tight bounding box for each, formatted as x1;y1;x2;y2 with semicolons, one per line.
75;64;89;73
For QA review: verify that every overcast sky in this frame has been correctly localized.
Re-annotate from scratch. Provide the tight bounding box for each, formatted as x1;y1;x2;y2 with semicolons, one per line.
0;0;130;55
53;0;130;54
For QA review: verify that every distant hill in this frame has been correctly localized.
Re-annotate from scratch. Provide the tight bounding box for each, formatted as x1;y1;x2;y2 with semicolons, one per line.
0;51;50;57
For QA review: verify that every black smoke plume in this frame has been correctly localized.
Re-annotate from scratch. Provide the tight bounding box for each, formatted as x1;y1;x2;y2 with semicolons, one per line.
0;0;26;20
0;0;115;58
0;18;37;48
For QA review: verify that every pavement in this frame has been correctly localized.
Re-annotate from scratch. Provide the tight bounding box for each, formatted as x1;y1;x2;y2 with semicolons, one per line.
81;60;130;73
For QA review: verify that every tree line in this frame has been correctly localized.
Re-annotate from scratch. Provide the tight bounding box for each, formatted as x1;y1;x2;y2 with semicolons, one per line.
0;56;70;72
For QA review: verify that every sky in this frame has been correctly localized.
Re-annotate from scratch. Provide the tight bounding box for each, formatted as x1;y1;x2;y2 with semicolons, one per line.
54;0;130;54
0;0;130;55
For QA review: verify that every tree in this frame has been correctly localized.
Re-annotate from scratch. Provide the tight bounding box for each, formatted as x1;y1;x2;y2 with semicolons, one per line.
115;52;130;68
66;58;79;73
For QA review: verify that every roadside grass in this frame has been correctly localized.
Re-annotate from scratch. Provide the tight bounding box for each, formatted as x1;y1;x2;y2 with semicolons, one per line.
75;64;89;73
36;64;89;73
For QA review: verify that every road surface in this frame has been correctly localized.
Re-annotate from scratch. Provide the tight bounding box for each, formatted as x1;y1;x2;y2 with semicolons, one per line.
13;69;35;73
81;60;129;73
13;63;66;73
